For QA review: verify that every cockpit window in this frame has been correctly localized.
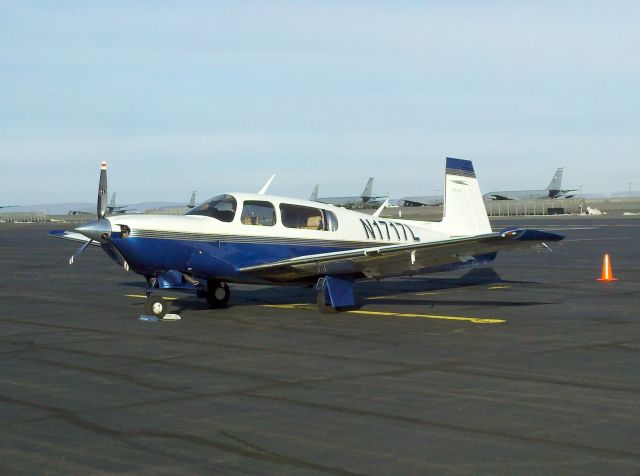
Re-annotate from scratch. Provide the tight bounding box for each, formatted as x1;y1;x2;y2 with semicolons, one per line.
186;194;237;222
280;204;338;231
241;201;276;226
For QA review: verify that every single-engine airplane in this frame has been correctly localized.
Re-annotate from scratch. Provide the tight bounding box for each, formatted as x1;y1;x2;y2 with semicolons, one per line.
50;158;563;318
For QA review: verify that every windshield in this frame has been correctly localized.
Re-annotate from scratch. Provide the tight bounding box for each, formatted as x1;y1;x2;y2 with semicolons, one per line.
186;194;237;222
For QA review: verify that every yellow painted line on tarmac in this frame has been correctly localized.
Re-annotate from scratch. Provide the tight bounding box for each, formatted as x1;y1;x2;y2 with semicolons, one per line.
263;303;315;310
126;294;179;301
487;285;511;290
262;304;505;324
415;291;445;296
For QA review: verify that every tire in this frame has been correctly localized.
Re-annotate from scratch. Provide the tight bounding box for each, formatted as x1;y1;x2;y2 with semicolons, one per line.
206;282;230;308
145;295;167;319
316;290;337;314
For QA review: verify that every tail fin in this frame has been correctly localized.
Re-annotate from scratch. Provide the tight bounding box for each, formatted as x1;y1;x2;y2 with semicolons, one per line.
361;177;374;198
545;168;564;191
440;157;491;236
108;192;116;208
187;191;196;208
310;184;319;201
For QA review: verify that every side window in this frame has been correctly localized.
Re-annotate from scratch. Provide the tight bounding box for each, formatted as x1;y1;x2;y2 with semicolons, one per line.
280;204;337;231
241;201;276;226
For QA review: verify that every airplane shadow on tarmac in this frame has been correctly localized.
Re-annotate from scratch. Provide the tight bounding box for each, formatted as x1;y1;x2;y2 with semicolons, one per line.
120;267;555;314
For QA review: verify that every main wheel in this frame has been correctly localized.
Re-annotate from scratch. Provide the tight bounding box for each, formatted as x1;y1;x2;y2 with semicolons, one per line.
206;281;230;308
145;295;167;318
316;290;337;314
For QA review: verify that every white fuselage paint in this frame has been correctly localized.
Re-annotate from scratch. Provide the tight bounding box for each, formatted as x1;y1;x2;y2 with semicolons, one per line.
106;192;451;248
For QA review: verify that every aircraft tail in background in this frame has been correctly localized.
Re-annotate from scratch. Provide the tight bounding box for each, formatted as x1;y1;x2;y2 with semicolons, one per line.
360;177;374;199
187;191;196;208
309;184;319;201
546;167;564;191
108;192;116;208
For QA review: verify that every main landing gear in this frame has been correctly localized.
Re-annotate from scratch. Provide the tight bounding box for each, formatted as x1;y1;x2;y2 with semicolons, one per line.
144;277;168;318
205;279;230;308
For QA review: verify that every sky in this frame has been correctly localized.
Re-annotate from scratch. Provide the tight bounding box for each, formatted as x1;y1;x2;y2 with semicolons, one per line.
1;1;639;205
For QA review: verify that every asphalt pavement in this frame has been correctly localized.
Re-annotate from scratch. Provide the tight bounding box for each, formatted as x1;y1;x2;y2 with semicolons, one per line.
0;217;639;475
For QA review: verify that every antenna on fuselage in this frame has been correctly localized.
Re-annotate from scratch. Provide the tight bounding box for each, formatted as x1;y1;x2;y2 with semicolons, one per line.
372;198;389;218
258;174;276;195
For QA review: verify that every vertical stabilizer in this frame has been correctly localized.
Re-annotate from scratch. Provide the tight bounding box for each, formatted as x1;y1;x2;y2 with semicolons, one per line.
310;184;319;201
441;157;491;236
546;168;564;191
187;191;196;208
108;192;116;208
361;177;374;199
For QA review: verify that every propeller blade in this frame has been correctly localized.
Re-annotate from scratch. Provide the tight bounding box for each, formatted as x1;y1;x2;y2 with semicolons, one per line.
97;161;108;219
69;240;93;264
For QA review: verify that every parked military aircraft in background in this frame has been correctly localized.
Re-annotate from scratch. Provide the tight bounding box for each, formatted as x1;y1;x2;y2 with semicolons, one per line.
50;159;562;318
69;192;132;215
187;191;197;209
310;177;386;207
398;195;443;207
483;167;576;200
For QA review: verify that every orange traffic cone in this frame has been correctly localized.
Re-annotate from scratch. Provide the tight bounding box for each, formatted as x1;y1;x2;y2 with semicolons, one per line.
597;253;618;281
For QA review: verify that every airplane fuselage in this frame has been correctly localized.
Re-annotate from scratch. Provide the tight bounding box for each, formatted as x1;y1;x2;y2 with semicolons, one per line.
100;192;489;284
483;189;563;200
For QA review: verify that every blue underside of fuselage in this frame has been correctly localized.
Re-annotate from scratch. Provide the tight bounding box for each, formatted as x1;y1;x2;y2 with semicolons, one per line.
106;236;498;285
110;236;350;283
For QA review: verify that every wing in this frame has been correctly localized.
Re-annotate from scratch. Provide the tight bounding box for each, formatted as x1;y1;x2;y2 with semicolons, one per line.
239;228;563;282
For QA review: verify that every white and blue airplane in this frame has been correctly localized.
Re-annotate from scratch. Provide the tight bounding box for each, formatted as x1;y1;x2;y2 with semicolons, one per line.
50;158;563;318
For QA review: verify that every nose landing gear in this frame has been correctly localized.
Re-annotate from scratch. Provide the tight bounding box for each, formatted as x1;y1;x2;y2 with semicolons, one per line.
144;276;168;319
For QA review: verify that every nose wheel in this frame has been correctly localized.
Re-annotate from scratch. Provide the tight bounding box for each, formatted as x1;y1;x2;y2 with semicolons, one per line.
145;294;167;318
206;279;230;308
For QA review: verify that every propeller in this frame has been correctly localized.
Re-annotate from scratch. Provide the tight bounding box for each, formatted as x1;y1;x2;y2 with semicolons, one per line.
97;161;108;219
68;161;113;264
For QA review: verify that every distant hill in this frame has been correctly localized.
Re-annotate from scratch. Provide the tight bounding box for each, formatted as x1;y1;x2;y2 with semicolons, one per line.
5;202;186;215
582;191;640;199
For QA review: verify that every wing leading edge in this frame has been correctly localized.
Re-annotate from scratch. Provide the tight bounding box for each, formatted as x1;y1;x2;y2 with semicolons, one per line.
238;228;563;281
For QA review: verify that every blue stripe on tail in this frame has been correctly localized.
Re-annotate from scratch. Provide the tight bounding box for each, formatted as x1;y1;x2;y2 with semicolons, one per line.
446;157;476;178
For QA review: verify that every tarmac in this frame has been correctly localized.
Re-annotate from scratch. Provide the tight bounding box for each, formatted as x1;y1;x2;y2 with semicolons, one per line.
1;217;639;475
